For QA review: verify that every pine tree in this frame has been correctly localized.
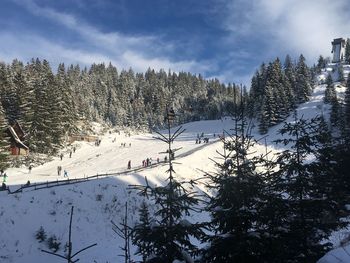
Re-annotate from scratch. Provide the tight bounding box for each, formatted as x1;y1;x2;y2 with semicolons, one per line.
284;54;297;110
0;63;19;123
324;82;336;104
14;60;34;135
203;102;269;262
274;116;344;262
317;55;326;73
345;74;350;140
132;202;153;262
345;39;350;64
0;103;9;171
295;54;312;103
131;109;204;263
330;94;341;128
338;66;345;83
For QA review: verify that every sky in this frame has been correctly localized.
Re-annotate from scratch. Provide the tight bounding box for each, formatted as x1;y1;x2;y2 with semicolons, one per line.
0;0;350;87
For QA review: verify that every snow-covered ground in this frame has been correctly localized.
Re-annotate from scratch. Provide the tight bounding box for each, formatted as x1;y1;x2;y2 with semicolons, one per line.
0;82;349;263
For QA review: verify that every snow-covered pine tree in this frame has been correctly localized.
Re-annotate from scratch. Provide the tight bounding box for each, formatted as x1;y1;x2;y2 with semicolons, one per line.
30;59;57;153
345;39;350;64
330;94;341;128
56;63;76;139
274;116;344;262
258;81;277;133
338;66;345;83
316;55;326;73
0;63;19;123
295;54;312;103
324;80;336;104
284;54;297;110
13;60;34;135
202;98;270;262
131;108;204;263
0;103;9;171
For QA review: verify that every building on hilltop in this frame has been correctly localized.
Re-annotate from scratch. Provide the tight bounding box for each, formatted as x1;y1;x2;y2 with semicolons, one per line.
331;38;347;63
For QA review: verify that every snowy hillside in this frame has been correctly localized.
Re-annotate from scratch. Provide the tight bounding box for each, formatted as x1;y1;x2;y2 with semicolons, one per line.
0;83;349;263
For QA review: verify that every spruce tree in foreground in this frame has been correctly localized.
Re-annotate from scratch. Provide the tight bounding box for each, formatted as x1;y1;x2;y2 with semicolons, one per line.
274;116;344;262
131;108;204;263
202;101;273;262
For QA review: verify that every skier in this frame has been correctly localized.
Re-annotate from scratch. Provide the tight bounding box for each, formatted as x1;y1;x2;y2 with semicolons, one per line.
127;160;131;169
73;146;76;153
69;151;72;158
28;165;32;174
63;170;68;178
3;173;7;183
60;153;63;161
57;166;62;176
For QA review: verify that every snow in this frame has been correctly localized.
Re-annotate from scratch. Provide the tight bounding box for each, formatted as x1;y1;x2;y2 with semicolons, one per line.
0;78;349;262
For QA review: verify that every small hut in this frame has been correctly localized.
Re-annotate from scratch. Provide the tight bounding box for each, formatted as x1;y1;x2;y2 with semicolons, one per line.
6;121;29;155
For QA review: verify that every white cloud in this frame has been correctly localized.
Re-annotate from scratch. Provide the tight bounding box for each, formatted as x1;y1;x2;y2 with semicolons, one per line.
223;0;350;61
6;0;210;76
0;33;118;68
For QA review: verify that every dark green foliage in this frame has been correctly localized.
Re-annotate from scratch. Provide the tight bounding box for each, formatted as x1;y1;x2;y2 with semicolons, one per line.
36;226;47;242
324;83;336;104
132;202;153;262
345;39;350;64
330;95;341;127
0;103;9;171
47;235;61;252
338;66;345;83
249;54;313;134
317;55;327;73
131;113;204;263
273;116;344;262
202;101;276;262
345;75;350;140
295;54;312;103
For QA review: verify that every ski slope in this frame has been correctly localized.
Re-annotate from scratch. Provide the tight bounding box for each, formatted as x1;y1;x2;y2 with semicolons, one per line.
0;83;348;263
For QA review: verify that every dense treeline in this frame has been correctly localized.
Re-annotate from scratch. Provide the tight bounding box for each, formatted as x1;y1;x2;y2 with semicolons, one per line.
247;54;314;134
0;58;243;154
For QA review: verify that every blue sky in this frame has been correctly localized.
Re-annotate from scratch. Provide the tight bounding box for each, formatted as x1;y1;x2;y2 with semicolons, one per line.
1;0;350;87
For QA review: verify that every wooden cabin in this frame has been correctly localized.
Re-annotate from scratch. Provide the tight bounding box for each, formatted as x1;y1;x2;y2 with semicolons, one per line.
6;121;29;155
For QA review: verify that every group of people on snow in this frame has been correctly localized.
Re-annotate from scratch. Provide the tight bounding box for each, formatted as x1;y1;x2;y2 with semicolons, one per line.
95;139;102;146
57;166;68;177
